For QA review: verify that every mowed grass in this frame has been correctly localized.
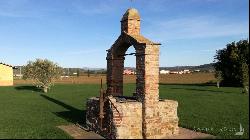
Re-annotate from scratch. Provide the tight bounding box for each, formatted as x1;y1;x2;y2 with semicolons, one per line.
0;84;249;139
0;84;96;139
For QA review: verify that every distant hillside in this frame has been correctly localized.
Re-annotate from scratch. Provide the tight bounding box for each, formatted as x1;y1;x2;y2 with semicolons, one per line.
124;63;215;72
160;63;215;72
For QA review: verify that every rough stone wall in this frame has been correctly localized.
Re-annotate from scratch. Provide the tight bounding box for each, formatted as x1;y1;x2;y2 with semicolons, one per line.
86;97;111;138
109;97;142;139
157;100;179;136
86;96;143;139
86;97;179;139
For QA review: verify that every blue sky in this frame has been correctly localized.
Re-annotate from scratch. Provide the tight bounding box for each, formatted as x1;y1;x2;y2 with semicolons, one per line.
0;0;249;68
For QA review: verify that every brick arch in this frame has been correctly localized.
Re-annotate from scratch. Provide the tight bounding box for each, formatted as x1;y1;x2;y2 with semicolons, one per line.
109;33;143;58
106;32;160;101
106;33;146;97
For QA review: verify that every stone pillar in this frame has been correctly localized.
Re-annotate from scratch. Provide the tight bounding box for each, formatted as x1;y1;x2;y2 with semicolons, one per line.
135;44;145;101
142;44;160;139
106;55;124;96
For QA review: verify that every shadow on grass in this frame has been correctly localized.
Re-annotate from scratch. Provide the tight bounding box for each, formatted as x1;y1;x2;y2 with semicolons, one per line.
40;94;86;125
159;83;232;93
159;82;216;87
15;85;43;92
159;82;235;93
169;87;225;93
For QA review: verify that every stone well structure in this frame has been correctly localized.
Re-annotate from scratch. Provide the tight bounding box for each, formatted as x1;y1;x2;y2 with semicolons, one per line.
86;8;179;139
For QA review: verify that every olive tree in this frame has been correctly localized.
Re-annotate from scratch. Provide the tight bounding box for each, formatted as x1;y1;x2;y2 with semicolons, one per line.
23;59;63;93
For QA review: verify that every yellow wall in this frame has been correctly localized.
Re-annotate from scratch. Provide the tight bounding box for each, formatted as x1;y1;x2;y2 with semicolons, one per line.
0;64;13;86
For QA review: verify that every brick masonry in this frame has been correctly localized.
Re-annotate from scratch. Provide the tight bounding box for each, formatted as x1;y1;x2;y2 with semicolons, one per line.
86;8;179;139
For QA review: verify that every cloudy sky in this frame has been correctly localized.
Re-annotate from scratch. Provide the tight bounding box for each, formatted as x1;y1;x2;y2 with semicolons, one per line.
0;0;249;68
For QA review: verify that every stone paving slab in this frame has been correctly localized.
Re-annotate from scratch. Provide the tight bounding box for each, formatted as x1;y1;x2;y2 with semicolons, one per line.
57;125;216;139
57;125;104;139
163;127;216;139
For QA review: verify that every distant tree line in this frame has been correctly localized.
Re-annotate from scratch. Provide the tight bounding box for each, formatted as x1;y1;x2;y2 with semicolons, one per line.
14;67;107;76
62;68;106;76
214;39;249;93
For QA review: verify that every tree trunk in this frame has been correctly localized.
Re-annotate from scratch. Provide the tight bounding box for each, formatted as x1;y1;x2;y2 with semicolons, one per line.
43;86;48;93
245;87;249;94
243;86;249;94
217;81;220;88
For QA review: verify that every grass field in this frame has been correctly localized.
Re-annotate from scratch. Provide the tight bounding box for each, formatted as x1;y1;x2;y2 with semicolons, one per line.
0;83;248;139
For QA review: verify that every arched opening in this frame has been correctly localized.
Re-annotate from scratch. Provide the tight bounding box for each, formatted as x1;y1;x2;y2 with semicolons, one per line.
123;46;136;96
107;40;146;102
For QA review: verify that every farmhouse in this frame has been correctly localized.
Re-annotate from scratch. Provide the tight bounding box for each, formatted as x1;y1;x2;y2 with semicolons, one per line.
0;62;14;86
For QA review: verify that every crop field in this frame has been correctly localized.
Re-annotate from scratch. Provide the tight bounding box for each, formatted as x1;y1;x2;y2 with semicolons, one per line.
14;73;216;85
0;82;249;139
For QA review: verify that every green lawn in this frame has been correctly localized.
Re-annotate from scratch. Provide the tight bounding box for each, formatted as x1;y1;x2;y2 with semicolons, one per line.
0;84;249;139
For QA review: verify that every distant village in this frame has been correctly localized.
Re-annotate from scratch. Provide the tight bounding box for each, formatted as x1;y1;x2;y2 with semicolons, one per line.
123;63;215;75
123;69;201;75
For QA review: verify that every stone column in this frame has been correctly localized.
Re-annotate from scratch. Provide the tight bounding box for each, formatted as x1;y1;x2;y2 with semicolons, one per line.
107;54;124;96
142;44;160;138
135;44;145;101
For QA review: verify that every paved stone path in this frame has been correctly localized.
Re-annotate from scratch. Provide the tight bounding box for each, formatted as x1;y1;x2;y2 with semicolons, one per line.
57;125;216;139
163;127;216;139
57;125;104;139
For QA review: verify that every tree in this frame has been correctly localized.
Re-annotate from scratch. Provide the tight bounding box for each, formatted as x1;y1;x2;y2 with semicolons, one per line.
241;62;249;93
87;69;90;77
215;70;222;88
23;59;63;93
213;39;249;93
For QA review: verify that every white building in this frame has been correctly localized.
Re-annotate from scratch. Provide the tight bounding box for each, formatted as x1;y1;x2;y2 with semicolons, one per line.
170;71;179;74
194;69;200;72
160;70;170;74
183;69;191;74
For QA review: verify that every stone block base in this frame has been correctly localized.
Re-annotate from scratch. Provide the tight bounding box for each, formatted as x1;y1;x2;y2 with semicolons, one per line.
86;96;179;139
